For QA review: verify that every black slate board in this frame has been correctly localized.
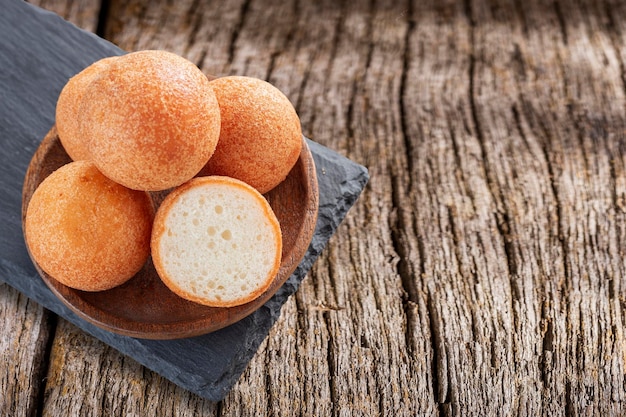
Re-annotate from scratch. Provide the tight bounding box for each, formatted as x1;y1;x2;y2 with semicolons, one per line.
0;0;368;402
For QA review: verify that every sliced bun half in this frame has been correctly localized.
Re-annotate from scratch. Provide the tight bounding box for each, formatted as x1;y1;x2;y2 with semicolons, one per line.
151;176;282;307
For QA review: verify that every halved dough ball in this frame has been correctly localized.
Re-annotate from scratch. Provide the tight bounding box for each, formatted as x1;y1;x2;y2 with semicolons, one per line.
55;56;119;161
199;76;302;194
151;176;282;307
24;161;154;291
81;50;221;191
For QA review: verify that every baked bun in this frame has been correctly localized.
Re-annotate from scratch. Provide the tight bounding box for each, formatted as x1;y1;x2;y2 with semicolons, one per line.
55;56;118;161
80;50;221;191
24;161;154;291
199;76;302;194
151;176;282;307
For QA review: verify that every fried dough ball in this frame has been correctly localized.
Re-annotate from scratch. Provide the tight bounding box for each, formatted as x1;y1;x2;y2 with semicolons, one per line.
24;161;154;291
80;50;221;191
199;76;302;194
55;56;119;161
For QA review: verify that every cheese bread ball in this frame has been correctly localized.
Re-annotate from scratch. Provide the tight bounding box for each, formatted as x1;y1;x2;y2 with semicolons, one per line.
55;56;119;161
200;76;302;194
24;161;154;291
80;50;221;191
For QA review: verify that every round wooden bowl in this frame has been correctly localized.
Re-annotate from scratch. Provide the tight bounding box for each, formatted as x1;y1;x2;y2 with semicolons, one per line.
22;126;318;339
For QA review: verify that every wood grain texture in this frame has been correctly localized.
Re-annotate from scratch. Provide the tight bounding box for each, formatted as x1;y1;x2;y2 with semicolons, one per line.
4;0;626;415
0;284;53;417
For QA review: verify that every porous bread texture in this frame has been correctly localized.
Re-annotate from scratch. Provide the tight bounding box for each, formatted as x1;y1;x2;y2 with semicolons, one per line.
80;50;221;191
151;176;282;307
24;161;154;291
200;76;302;194
55;56;119;161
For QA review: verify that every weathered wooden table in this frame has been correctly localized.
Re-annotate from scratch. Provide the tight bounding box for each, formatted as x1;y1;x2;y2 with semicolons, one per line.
3;0;626;415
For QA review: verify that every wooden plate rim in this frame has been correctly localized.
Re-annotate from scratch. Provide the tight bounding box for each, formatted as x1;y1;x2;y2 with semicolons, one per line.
21;126;319;339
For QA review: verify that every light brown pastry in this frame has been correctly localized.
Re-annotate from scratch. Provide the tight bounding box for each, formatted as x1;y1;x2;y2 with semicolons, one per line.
55;56;119;161
24;161;154;291
199;76;302;194
80;50;221;191
151;176;282;307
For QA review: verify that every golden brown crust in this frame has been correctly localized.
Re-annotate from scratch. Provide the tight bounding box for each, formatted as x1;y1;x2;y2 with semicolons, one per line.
55;56;119;161
199;76;302;194
151;176;282;307
80;50;221;191
24;161;154;291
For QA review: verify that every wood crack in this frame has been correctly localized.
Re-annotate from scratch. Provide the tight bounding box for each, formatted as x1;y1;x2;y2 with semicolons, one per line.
303;0;346;134
264;352;275;416
426;293;449;410
266;0;298;81
553;0;568;45
95;0;110;38
293;0;314;118
345;0;374;153
227;0;252;66
465;0;517;291
322;310;338;417
465;0;527;310
34;312;57;417
390;183;417;306
183;0;204;66
399;0;416;207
